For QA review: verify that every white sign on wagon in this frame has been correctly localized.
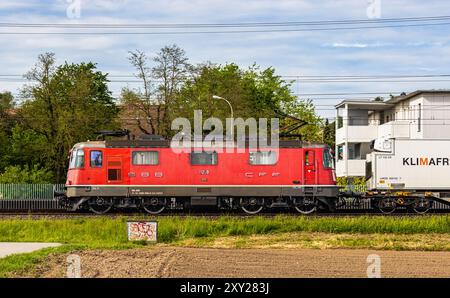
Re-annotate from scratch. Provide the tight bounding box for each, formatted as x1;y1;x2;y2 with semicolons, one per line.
127;221;158;242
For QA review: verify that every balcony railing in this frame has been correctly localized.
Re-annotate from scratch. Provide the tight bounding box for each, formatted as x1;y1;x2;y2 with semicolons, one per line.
336;159;367;177
336;125;378;144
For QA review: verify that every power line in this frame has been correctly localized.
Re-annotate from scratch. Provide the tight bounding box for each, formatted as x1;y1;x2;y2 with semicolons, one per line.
1;21;450;35
1;15;450;28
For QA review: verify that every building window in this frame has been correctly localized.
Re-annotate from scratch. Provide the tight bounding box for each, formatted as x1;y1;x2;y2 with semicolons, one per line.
249;151;277;165
90;150;103;167
337;145;344;160
191;151;218;165
69;149;85;169
354;143;361;159
132;151;159;165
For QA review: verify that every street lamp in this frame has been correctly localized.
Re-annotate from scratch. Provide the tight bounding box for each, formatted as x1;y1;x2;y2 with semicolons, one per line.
212;95;234;140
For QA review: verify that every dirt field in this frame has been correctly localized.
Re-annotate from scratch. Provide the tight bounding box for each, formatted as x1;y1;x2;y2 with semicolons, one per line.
26;247;450;278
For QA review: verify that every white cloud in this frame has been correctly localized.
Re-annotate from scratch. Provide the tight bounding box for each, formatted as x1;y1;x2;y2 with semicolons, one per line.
331;43;369;48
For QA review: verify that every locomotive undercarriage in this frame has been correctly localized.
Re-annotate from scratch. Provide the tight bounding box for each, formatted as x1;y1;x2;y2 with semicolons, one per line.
60;195;334;215
57;187;449;215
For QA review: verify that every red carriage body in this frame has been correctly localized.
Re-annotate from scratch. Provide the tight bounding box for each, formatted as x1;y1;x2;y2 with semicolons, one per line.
64;139;338;214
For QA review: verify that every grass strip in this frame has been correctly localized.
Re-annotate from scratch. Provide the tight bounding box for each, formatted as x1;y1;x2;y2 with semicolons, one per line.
0;215;449;245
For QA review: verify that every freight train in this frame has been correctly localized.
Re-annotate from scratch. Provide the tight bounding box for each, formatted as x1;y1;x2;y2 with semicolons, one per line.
57;133;450;214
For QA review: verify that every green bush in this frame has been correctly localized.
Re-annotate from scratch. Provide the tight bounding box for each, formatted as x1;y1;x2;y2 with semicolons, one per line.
0;165;54;184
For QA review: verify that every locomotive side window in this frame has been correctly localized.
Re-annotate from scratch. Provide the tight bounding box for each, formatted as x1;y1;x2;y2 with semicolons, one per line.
108;169;121;181
90;150;103;167
69;149;85;169
191;151;218;165
249;151;277;165
132;151;159;165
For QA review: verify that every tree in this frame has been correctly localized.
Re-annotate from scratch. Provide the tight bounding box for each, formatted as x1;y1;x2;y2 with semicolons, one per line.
282;98;324;142
0;92;16;170
122;45;192;136
19;52;118;182
122;50;157;135
0;91;15;130
373;96;384;102
152;44;192;136
172;63;299;137
322;118;335;148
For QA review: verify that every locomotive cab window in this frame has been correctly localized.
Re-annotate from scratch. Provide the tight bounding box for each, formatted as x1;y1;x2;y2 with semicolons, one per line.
249;151;277;165
323;149;334;169
305;151;314;165
190;151;218;165
69;149;85;169
132;151;159;165
90;150;103;167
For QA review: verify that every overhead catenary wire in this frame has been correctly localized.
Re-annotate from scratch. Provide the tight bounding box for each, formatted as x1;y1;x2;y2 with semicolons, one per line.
1;15;450;35
1;22;450;35
2;15;450;28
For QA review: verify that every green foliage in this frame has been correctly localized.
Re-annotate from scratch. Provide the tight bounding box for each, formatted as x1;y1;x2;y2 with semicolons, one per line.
282;98;324;142
171;63;315;139
0;165;53;184
0;92;16;171
0;47;327;182
322;119;335;148
337;176;367;193
337;176;367;186
19;53;119;182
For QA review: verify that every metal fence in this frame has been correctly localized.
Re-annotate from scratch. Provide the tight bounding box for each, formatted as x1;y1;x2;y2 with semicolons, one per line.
0;183;448;211
0;184;65;211
0;184;65;200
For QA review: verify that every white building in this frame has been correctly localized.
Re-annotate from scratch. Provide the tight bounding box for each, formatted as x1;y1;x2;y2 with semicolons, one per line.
335;90;450;177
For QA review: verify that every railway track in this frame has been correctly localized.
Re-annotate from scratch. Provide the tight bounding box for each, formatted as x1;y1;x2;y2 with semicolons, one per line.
0;209;448;218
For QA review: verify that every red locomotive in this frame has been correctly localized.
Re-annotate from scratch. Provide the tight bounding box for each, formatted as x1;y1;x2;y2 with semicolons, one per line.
63;135;338;214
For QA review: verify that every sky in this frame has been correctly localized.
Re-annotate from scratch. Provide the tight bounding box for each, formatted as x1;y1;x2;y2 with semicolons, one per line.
1;0;450;119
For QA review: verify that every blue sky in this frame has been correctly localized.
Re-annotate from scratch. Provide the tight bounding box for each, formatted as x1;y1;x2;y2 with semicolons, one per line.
1;0;450;119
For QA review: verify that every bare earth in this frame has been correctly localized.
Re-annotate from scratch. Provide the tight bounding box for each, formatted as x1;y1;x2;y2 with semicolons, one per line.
27;247;450;278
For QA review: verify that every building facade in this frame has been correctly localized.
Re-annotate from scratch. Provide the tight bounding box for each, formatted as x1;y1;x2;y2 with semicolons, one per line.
335;90;450;177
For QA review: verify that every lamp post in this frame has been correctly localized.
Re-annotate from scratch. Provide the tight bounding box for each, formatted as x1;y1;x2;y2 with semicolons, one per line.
212;95;234;140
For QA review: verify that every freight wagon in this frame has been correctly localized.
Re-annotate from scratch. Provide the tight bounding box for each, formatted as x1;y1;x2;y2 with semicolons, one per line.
365;138;450;213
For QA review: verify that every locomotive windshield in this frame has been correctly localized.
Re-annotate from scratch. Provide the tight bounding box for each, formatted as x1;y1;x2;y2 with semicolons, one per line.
69;149;85;169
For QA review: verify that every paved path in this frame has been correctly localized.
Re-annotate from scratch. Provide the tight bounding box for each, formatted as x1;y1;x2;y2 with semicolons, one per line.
0;242;61;258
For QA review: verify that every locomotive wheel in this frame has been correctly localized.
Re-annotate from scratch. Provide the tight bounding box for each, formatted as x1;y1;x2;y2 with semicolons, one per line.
412;198;432;214
142;197;167;214
240;198;264;215
88;197;113;214
293;197;317;214
377;198;396;214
